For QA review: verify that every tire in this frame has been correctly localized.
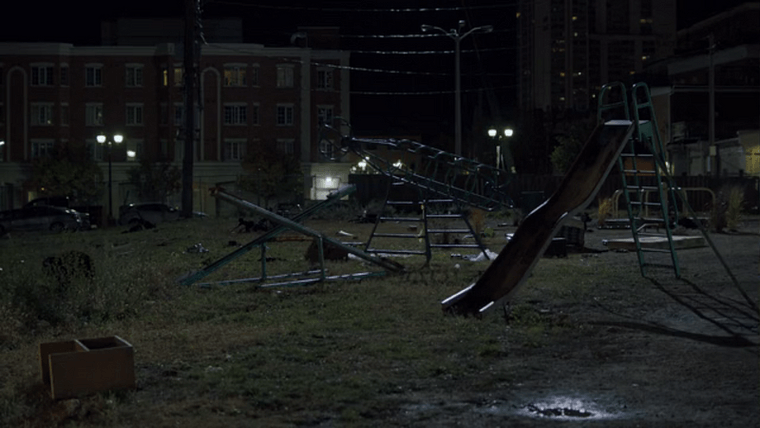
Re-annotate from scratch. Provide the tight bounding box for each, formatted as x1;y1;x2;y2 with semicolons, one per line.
49;222;65;232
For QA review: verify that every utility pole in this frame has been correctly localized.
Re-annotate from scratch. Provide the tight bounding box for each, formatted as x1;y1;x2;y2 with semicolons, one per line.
421;21;493;157
181;0;198;218
708;33;717;177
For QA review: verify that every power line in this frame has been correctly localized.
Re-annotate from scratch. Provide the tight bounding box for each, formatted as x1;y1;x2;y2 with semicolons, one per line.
350;85;517;96
211;1;515;13
350;47;515;55
204;43;510;77
339;28;515;39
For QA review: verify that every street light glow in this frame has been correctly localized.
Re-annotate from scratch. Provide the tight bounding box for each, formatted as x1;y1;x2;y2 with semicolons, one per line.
488;129;497;138
97;134;106;144
504;128;514;137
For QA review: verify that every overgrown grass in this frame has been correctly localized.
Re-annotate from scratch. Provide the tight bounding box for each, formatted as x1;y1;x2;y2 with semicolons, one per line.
0;217;612;427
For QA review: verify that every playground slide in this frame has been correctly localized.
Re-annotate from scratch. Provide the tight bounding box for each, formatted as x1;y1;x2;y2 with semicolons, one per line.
442;120;636;316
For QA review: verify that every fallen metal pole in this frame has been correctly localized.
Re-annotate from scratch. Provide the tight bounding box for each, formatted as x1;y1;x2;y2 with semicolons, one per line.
211;187;405;273
178;184;359;286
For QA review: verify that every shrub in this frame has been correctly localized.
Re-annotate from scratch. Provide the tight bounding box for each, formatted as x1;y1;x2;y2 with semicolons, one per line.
597;197;614;226
710;185;745;232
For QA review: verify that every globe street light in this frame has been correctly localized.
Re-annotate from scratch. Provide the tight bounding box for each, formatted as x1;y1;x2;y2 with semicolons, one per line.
97;133;123;223
422;20;493;157
487;127;514;170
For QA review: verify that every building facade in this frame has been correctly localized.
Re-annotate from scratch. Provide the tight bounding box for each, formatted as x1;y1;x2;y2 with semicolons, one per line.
649;3;760;177
517;0;677;114
0;39;351;213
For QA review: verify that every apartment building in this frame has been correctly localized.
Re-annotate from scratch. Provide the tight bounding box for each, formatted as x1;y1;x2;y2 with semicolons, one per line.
517;0;677;113
0;36;351;212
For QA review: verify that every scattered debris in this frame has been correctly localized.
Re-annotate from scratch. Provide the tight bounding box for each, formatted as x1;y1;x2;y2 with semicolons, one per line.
186;243;209;253
234;217;270;233
450;249;499;262
336;230;356;238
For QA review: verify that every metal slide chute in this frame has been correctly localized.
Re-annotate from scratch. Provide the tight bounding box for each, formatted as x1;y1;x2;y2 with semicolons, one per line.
442;121;636;316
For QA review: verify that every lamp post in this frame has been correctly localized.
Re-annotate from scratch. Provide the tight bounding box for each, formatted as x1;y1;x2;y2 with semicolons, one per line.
97;133;123;223
421;20;493;157
487;127;514;170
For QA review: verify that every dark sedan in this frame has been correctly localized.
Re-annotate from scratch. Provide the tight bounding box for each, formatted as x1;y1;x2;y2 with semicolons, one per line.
0;205;83;235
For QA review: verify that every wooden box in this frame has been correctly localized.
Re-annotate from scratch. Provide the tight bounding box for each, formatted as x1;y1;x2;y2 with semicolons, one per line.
39;335;135;400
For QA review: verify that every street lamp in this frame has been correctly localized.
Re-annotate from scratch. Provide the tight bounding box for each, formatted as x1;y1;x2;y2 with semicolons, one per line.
97;133;123;223
487;127;514;170
421;20;493;157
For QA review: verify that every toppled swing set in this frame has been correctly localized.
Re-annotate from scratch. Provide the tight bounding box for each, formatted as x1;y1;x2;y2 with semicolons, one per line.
180;82;749;319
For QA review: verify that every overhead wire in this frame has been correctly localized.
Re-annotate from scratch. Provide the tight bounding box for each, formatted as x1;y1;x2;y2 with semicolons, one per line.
210;1;515;13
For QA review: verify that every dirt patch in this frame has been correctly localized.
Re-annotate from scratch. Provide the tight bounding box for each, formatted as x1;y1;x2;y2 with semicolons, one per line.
386;220;759;426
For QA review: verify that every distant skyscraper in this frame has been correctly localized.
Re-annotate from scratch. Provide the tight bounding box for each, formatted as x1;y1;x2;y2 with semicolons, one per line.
517;0;677;113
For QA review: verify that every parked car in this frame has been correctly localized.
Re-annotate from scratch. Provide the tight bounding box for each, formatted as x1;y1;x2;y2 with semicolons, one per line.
0;205;83;235
118;203;181;226
23;196;93;230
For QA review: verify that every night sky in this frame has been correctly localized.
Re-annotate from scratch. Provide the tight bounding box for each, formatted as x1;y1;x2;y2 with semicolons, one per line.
1;0;752;45
0;0;754;134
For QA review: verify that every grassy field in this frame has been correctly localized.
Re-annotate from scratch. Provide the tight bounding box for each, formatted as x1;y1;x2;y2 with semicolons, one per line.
0;216;518;426
0;214;756;427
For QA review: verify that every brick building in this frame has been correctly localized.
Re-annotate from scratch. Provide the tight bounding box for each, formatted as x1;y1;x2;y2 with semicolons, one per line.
0;34;351;213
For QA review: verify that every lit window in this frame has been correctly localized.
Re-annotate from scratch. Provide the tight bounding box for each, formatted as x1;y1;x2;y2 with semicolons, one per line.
224;65;246;87
174;66;183;86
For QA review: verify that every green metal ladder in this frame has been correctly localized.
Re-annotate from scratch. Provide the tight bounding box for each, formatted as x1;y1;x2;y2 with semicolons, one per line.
598;82;681;278
363;178;491;265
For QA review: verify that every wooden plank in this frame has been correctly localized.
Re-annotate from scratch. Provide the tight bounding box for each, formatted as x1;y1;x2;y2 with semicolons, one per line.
39;340;78;386
43;336;135;400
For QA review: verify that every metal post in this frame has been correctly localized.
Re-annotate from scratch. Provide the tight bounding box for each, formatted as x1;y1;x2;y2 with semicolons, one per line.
107;144;113;221
708;33;716;177
420;22;493;158
455;32;462;157
181;0;198;218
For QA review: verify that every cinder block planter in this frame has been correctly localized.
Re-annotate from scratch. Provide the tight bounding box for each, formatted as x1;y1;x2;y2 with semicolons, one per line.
39;335;135;400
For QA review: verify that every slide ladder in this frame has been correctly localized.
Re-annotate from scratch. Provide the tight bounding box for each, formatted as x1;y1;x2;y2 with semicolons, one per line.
598;82;680;278
363;179;489;263
442;120;637;315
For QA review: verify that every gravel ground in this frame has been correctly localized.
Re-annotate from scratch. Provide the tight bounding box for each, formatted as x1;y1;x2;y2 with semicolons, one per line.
389;216;759;427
